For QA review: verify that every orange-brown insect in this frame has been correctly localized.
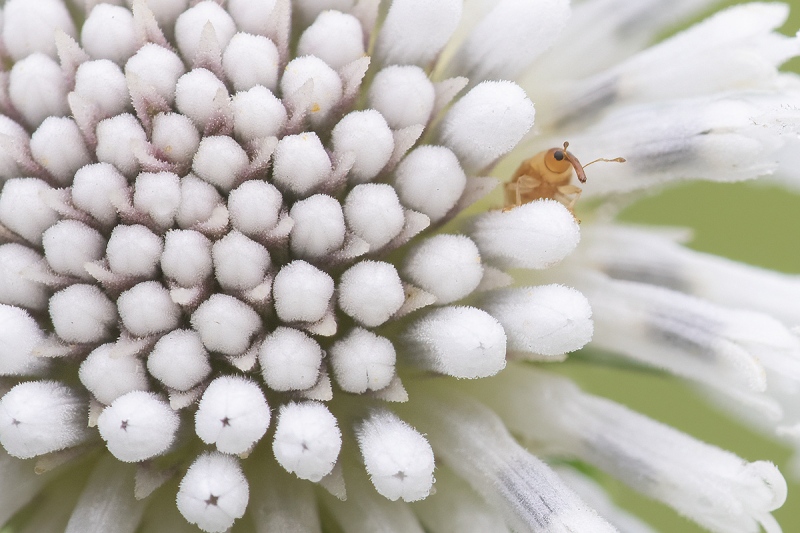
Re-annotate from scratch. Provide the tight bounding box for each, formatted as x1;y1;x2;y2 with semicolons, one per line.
504;142;625;214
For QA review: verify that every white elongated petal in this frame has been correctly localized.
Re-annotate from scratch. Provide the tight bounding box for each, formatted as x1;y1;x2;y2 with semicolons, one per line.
482;285;593;358
411;466;511;533
473;367;786;533
147;329;211;391
73;59;129;119
0;305;47;376
400;386;617;533
106;225;163;278
0;449;50;526
281;56;343;126
65;456;145;533
30;118;91;184
272;401;341;481
357;410;434;502
3;0;76;60
259;327;323;391
9;54;69;127
175;68;229;131
330;328;396;393
272;260;334;323
191;294;261;355
42;220;105;280
95;113;147;177
125;44;186;106
161;229;213;286
440;81;535;172
338;261;405;327
117;281;181;337
343;184;405;249
249;459;323;533
471;200;580;269
368;66;435;129
177;452;249;533
562;92;800;197
332;110;394;183
289;195;346;258
223;33;280;92
376;0;461;67
212;231;271;291
71;163;128;226
272;132;332;196
97;391;179;462
195;376;270;454
0;245;48;310
451;0;569;82
402;306;506;378
193;136;250;192
228;180;284;236
581;224;800;328
49;284;117;344
133;172;181;229
402;235;483;304
151;112;200;165
0;178;59;245
79;343;149;405
0;381;87;459
81;4;137;62
232;86;287;142
174;1;237;62
298;11;365;70
393;146;466;222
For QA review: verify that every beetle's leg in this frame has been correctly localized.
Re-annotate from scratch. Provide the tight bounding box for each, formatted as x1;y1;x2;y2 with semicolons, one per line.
504;175;542;210
555;184;582;212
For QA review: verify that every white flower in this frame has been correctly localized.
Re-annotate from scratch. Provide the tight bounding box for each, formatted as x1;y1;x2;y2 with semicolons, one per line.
0;0;797;532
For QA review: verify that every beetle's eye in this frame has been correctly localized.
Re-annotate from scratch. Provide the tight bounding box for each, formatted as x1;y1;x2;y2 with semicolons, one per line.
553;150;565;161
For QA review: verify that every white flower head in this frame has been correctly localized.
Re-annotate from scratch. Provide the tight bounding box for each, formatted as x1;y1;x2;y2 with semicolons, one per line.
0;0;797;532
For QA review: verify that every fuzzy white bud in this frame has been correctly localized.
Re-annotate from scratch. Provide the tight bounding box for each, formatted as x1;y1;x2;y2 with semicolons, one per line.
368;66;435;129
177;452;249;533
0;305;47;376
212;231;271;291
330;328;396;393
97;391;179;462
357;410;435;502
175;69;230;131
228;180;284;236
195;376;270;454
125;44;186;106
259;327;323;391
471;200;580;269
191;294;262;356
0;178;58;245
95;113;147;177
343;184;405;250
273;401;342;481
223;33;280;92
232;86;287;142
403;235;484;305
403;306;507;378
30;117;91;185
73;59;129;119
0;245;49;310
3;0;76;61
9;53;69;127
483;285;594;357
71;163;128;226
161;229;213;286
82;4;137;62
332;110;395;183
118;281;182;337
49;284;117;344
133;172;182;230
289;195;346;258
79;343;149;405
151;112;200;165
177;175;224;228
393;146;466;222
147;329;211;391
281;56;343;126
106;224;163;278
272;260;334;323
174;1;237;63
193;136;250;192
338;261;405;327
42;220;105;280
440;81;535;171
272;132;332;196
298;11;365;70
0;116;29;180
376;0;462;67
227;0;278;35
0;381;87;459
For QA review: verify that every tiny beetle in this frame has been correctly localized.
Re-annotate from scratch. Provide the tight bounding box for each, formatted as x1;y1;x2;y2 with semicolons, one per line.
504;141;625;214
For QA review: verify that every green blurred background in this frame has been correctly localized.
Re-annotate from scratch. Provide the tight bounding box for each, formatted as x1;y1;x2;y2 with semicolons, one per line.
557;1;800;530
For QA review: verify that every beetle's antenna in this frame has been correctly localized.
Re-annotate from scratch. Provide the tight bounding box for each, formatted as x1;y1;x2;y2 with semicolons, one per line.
584;156;627;167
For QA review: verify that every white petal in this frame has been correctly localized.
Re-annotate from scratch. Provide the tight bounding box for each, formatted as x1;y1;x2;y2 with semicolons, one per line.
259;327;323;391
176;452;249;533
376;0;461;67
195;376;270;454
272;401;341;481
97;391;179;462
191;294;261;356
